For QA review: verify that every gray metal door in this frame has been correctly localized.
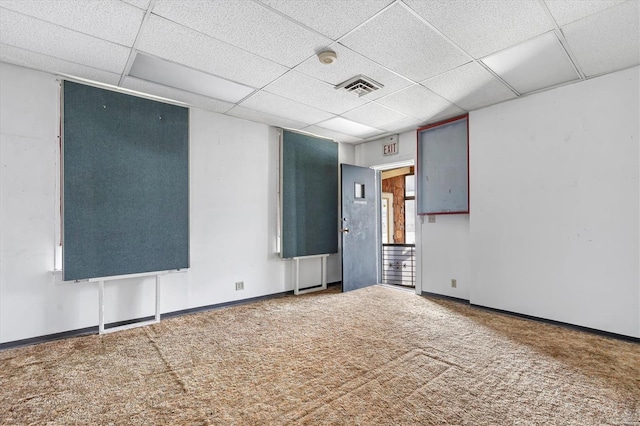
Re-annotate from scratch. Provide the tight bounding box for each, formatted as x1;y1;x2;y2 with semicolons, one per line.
341;164;379;292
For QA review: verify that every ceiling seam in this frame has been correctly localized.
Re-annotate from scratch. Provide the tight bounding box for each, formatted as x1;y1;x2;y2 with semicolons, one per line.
334;102;415;131
537;0;586;80
118;0;157;86
397;1;520;97
249;0;335;41
246;0;334;70
232;69;300;106
475;61;521;97
333;42;418;86
397;1;474;62
0;41;122;77
0;6;137;50
328;1;478;89
248;0;401;70
370;83;470;121
249;73;381;119
229;92;340;128
145;13;297;73
333;0;402;43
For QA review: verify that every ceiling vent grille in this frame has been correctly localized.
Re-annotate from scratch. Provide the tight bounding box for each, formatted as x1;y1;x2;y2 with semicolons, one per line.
335;75;383;97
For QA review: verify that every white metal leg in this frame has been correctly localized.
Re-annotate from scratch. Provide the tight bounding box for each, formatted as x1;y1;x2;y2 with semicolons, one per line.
292;255;329;295
293;258;300;295
97;274;162;335
155;274;161;323
98;280;105;334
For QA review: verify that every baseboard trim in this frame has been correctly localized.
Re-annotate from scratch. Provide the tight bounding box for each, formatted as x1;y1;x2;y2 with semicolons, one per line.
0;281;342;351
421;291;470;304
421;291;639;344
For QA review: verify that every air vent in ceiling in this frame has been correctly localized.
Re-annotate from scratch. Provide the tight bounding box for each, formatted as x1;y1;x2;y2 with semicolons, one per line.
335;75;383;97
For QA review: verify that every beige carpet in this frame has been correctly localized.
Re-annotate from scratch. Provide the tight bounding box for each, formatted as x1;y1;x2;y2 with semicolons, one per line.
1;285;639;425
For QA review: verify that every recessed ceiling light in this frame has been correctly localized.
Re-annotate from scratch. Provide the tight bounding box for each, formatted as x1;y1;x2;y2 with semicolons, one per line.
128;53;255;103
481;32;579;94
316;117;382;137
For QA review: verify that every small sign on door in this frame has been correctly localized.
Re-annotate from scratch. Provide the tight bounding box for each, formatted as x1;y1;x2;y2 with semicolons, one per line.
383;141;398;156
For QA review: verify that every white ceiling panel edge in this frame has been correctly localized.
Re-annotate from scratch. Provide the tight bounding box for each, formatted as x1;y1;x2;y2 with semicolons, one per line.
536;0;586;80
119;0;156;86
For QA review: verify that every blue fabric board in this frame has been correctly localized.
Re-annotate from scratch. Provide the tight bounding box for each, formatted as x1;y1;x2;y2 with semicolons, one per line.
281;130;338;258
63;81;189;280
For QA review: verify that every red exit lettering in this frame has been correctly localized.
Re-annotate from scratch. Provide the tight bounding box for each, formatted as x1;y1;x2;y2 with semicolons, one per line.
383;142;398;156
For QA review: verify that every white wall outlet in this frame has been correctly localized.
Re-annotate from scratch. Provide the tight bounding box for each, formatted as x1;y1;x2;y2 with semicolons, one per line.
451;279;457;288
235;281;244;291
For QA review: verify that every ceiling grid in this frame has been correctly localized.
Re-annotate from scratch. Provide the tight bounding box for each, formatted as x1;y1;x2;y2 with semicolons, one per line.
0;0;637;143
118;0;157;86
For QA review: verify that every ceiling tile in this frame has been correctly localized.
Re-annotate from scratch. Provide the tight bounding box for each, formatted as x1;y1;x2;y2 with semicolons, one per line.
339;3;470;81
226;106;308;130
0;43;121;85
562;0;640;77
264;70;368;114
152;0;331;67
258;0;393;40
376;85;465;122
544;0;626;26
422;62;516;111
315;116;384;138
121;0;151;10
341;102;417;131
238;90;335;125
404;0;552;59
129;53;256;103
292;43;413;100
380;116;423;133
300;125;365;144
136;15;288;88
481;32;579;94
121;76;234;113
0;7;131;74
0;0;144;47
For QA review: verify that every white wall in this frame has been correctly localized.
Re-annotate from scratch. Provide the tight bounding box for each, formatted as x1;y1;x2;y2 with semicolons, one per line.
354;129;472;301
419;214;472;300
355;67;639;337
470;66;639;337
2;61;637;342
355;131;415;168
0;62;354;343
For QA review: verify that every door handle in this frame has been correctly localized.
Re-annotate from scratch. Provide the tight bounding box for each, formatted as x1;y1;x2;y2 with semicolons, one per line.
339;228;350;234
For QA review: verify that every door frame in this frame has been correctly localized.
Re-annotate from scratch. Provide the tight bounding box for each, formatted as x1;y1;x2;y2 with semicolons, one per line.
381;192;394;244
371;160;420;294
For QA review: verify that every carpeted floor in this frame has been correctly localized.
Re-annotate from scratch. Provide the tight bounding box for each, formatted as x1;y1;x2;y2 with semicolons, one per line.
1;285;639;425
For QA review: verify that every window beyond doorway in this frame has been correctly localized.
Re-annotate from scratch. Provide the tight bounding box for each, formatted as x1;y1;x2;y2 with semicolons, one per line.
381;167;414;244
380;164;416;288
405;175;415;244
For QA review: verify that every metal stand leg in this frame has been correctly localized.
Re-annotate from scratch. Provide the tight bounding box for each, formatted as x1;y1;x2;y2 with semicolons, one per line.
98;280;105;334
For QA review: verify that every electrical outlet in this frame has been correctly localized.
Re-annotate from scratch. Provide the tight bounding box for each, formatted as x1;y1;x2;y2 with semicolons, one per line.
451;279;457;288
428;215;436;223
235;281;244;291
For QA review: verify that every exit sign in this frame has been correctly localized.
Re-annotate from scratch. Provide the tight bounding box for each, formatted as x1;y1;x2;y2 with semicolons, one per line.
383;141;398;156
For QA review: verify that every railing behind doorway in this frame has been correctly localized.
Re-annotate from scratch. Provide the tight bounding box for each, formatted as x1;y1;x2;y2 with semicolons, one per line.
382;243;415;287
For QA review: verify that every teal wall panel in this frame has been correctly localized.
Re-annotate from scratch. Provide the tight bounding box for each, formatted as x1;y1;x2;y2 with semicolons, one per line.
281;130;338;258
63;81;189;280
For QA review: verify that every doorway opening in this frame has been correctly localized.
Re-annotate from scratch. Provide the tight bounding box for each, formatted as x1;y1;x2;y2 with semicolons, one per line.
380;165;416;288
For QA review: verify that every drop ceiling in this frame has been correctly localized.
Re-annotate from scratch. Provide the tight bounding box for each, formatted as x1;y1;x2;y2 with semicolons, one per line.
0;0;638;144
